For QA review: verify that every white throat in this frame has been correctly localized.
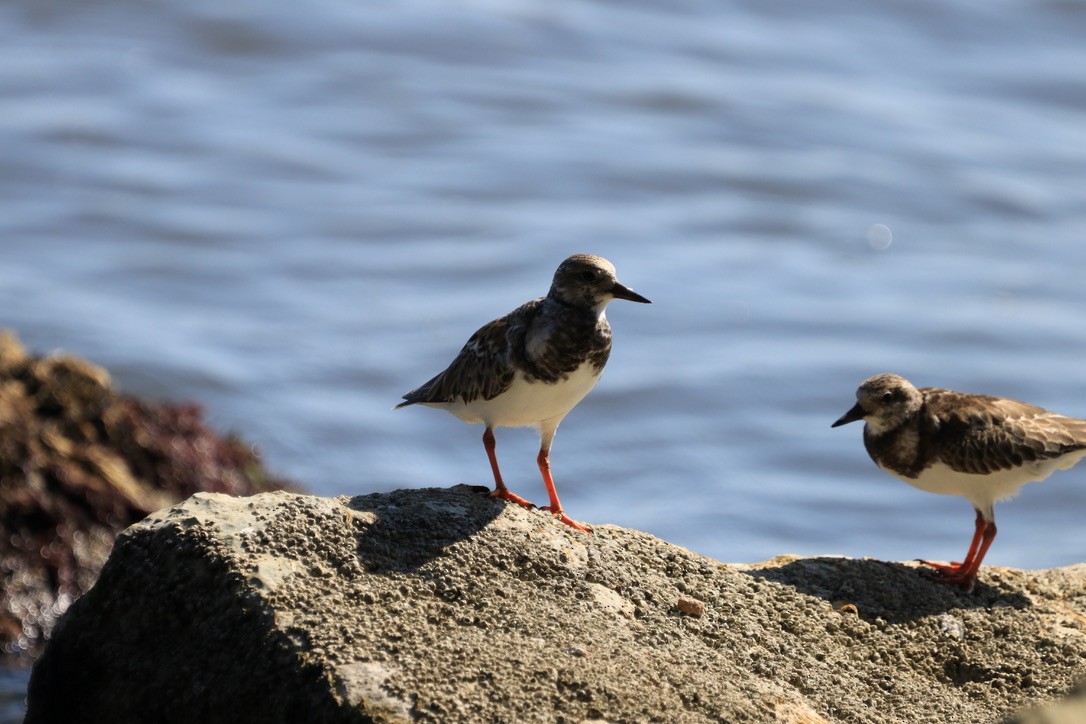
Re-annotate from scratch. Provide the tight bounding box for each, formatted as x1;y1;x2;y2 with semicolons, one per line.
864;416;897;436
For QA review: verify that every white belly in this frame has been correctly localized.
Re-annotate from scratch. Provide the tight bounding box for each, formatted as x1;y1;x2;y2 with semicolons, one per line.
433;363;603;429
882;450;1086;515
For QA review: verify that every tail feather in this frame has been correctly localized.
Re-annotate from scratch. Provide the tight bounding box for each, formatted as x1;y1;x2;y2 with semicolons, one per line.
395;388;425;408
395;369;448;409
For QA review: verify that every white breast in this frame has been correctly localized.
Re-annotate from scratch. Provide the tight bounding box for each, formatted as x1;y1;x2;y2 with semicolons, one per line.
881;449;1086;516
437;362;603;429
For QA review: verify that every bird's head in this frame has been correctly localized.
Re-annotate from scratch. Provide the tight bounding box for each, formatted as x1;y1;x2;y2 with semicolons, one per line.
832;373;923;434
549;254;651;313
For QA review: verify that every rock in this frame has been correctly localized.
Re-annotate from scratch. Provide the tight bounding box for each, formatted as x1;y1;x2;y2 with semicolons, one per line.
1009;681;1086;724
0;330;293;657
24;486;1086;723
676;596;706;617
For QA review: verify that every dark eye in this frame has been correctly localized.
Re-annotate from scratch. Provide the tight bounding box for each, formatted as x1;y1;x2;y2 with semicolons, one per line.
580;270;597;282
881;391;894;403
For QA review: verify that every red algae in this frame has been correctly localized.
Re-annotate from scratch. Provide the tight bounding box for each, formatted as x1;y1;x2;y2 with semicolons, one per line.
0;330;294;657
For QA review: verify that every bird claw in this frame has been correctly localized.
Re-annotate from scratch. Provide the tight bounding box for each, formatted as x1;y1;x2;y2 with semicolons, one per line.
931;573;978;594
541;506;591;533
489;488;536;510
917;560;978;592
916;558;964;573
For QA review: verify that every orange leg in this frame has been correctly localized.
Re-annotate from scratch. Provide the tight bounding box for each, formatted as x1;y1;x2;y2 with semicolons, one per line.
482;427;534;509
537;447;590;533
919;510;996;592
943;521;996;592
920;510;985;572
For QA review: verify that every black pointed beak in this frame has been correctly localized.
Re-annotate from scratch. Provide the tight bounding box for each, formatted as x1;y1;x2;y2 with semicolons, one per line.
611;282;651;304
832;401;867;428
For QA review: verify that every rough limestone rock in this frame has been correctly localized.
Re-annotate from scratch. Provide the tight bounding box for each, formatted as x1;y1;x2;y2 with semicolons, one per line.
0;330;292;657
25;486;1086;723
1010;681;1086;724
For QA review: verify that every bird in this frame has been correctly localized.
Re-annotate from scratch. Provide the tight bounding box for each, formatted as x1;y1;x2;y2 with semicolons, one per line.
833;373;1086;592
396;254;651;532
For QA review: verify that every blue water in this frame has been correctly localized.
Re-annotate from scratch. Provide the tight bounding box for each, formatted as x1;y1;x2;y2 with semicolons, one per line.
3;0;1086;713
0;662;25;723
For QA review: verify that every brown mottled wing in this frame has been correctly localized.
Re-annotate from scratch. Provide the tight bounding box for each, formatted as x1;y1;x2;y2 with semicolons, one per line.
925;387;1086;475
395;300;539;407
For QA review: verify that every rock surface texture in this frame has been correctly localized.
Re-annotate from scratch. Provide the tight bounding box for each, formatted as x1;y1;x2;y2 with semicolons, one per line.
25;485;1086;723
0;331;290;656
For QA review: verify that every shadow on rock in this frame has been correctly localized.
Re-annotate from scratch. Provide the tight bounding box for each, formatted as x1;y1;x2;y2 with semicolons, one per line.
346;484;505;572
742;556;1031;623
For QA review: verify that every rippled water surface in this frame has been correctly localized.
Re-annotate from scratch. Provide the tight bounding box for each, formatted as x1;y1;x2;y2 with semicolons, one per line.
0;661;27;723
3;0;1086;714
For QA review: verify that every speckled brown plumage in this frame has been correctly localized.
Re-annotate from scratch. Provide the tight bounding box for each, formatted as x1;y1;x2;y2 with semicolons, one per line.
834;372;1086;591
857;380;1086;480
397;310;524;407
396;254;650;532
396;293;612;408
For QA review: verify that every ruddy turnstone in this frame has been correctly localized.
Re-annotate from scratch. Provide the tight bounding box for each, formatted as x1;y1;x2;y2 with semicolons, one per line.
396;254;650;531
833;373;1086;591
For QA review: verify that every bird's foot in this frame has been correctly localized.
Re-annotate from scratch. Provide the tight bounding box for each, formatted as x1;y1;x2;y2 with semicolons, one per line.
489;488;536;510
541;506;591;533
916;558;964;573
931;572;978;594
917;560;978;593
